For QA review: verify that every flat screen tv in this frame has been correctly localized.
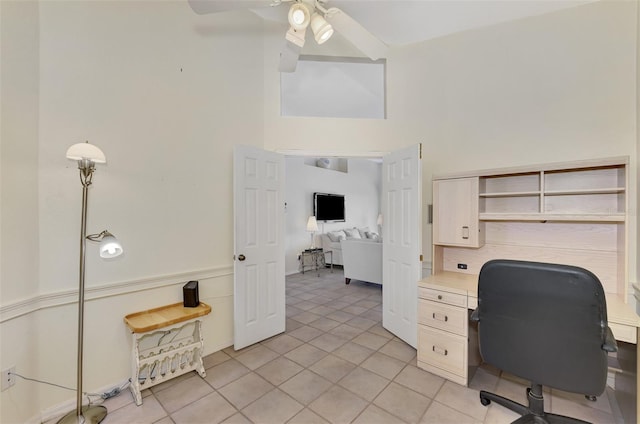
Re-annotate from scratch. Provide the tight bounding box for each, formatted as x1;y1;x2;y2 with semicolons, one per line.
314;193;345;222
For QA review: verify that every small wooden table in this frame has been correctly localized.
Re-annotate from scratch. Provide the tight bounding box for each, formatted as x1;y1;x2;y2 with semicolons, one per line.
124;302;211;405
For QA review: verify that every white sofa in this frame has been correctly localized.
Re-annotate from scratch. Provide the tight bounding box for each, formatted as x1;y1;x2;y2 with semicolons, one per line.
341;239;383;285
320;227;380;266
319;233;344;266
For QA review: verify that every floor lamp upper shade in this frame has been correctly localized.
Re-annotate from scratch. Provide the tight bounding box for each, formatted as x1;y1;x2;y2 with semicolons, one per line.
66;142;107;163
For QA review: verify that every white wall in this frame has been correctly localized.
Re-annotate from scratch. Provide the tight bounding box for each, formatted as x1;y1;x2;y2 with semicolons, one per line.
637;0;640;313
36;1;265;292
284;157;382;274
1;2;265;422
1;0;42;417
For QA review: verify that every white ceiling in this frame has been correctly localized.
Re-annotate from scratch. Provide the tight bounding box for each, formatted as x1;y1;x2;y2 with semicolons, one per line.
252;0;596;46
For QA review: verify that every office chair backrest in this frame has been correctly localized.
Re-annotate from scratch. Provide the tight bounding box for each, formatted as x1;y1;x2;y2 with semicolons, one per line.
477;259;609;396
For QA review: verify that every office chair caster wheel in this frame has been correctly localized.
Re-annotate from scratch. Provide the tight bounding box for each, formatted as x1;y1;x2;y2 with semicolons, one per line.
585;395;597;402
480;395;491;406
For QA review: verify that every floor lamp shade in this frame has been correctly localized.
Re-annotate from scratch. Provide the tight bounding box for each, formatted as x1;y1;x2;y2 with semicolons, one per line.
59;142;122;424
66;142;107;163
97;232;123;258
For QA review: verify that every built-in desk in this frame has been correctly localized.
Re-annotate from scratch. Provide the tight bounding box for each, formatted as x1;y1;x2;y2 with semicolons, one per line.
418;272;640;417
427;157;639;420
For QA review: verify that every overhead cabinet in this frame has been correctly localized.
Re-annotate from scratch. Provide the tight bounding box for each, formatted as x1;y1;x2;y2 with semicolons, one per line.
433;177;485;248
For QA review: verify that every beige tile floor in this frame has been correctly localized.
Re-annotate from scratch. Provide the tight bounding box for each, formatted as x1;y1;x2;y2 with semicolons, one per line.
94;269;621;424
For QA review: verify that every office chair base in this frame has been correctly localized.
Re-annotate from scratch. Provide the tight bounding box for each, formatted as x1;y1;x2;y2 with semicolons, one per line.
480;388;592;424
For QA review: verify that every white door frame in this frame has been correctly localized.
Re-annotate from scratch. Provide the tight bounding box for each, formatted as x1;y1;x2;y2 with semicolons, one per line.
234;147;422;349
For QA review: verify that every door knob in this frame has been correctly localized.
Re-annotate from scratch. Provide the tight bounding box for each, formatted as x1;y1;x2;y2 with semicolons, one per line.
238;254;246;261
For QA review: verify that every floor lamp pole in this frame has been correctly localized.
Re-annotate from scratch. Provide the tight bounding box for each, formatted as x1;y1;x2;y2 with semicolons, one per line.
59;162;107;424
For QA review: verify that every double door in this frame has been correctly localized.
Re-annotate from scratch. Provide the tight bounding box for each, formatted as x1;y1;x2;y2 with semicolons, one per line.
233;144;422;350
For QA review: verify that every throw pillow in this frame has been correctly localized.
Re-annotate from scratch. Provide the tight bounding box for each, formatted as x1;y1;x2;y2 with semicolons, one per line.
358;227;370;238
344;228;362;239
327;230;347;242
365;231;380;241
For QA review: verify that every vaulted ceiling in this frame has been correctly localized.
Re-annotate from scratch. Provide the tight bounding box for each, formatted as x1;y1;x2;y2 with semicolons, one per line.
252;0;596;45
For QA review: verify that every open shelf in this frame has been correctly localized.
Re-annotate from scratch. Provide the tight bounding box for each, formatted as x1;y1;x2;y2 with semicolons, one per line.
479;212;626;222
478;165;626;218
479;191;541;198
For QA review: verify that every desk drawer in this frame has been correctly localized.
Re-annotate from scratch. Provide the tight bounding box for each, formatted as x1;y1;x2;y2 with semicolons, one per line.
418;287;467;307
468;297;478;310
418;325;467;378
418;300;468;336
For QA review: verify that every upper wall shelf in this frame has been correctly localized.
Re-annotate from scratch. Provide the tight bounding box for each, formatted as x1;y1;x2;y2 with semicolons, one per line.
544;187;625;196
475;160;627;221
478;212;626;222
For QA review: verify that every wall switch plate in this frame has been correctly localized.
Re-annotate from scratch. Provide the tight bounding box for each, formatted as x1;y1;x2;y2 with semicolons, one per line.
1;366;15;391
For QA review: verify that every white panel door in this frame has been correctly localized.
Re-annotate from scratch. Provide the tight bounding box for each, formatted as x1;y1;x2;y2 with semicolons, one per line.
234;145;285;350
382;144;422;348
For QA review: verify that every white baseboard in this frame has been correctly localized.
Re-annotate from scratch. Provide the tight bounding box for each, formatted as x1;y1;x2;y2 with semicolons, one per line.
36;338;235;424
38;379;131;423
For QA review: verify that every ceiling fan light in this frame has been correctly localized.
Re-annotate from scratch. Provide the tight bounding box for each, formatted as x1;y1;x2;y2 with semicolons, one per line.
288;3;311;30
285;26;306;48
311;13;333;44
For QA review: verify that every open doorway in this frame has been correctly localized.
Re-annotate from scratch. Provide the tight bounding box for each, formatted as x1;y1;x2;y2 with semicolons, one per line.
233;145;421;350
283;155;383;276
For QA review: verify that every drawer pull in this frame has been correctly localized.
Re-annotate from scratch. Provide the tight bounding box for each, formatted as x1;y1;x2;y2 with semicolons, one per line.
432;312;448;322
432;346;448;356
437;295;443;300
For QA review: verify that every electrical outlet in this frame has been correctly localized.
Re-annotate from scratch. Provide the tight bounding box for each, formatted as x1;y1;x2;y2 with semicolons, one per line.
1;366;15;391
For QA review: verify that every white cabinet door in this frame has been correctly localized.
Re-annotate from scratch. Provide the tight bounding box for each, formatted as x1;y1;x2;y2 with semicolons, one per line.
234;145;285;350
382;144;421;348
433;177;482;247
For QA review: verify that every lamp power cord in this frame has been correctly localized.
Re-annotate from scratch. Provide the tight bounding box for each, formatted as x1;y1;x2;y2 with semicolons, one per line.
9;371;130;401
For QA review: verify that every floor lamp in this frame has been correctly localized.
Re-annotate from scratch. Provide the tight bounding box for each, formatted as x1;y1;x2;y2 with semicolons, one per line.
59;142;123;424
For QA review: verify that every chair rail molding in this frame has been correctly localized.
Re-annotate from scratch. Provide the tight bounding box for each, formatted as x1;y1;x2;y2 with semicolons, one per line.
0;265;233;323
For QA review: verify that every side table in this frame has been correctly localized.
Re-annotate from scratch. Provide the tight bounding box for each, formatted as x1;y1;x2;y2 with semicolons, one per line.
300;249;333;276
124;302;211;405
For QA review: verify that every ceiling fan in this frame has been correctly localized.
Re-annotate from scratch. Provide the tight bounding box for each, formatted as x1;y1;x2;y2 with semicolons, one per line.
187;0;388;72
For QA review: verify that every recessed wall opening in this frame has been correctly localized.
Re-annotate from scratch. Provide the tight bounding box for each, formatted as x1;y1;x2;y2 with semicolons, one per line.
280;56;386;119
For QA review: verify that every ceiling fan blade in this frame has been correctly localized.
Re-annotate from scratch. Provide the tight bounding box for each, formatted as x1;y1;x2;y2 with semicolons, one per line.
279;40;301;73
324;7;388;60
188;0;275;15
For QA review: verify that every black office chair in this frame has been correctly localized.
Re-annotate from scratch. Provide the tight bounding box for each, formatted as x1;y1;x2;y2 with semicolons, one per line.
471;259;617;424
